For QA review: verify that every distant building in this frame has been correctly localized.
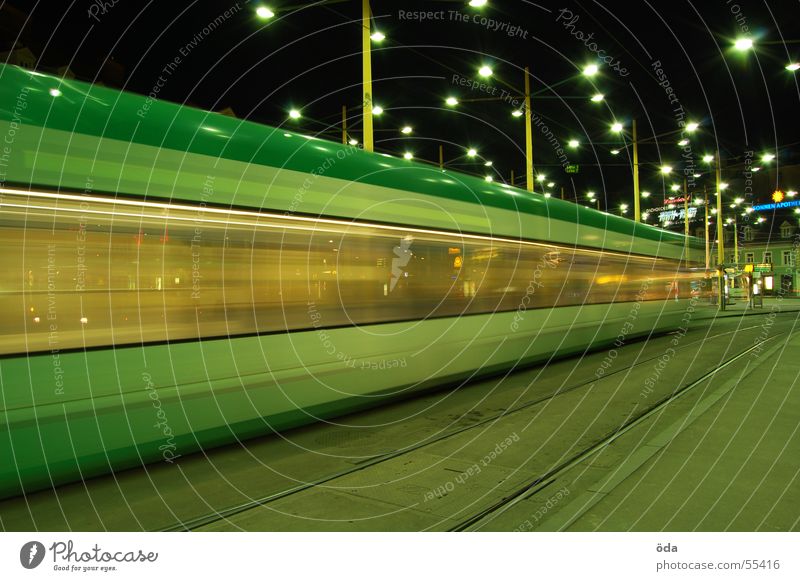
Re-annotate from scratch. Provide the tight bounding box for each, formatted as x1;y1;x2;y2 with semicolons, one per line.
217;107;237;118
0;44;36;68
722;218;799;296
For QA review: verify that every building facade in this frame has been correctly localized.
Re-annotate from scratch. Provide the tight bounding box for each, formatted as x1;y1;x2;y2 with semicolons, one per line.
722;220;800;296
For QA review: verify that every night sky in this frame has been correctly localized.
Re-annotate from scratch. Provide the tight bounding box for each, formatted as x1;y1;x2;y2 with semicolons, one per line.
5;0;800;228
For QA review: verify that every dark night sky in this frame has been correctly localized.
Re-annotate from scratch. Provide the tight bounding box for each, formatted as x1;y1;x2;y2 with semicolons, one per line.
4;0;800;227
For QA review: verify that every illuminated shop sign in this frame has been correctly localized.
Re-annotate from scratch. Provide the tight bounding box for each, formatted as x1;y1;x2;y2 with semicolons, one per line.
658;207;698;223
752;200;800;211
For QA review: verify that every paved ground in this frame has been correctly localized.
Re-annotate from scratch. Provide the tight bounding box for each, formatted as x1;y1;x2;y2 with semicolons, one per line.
1;305;798;532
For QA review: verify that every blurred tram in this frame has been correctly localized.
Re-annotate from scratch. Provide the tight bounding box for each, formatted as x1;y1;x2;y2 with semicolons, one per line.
0;65;710;498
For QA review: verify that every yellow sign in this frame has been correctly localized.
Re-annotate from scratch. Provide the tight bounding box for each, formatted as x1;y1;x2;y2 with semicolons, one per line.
453;256;463;268
772;190;785;203
743;263;754;272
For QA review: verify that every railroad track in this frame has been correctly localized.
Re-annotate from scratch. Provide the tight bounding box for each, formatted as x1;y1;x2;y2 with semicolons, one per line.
448;332;785;531
162;323;768;532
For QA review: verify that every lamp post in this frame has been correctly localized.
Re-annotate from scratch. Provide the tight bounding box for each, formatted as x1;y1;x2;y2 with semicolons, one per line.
362;0;374;151
610;120;641;222
633;119;641;223
726;218;739;264
707;153;725;309
683;176;690;263
524;66;534;193
704;187;710;271
714;153;724;266
456;63;542;192
342;105;347;144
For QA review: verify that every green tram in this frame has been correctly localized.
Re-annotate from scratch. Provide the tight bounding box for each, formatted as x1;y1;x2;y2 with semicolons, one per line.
0;65;709;498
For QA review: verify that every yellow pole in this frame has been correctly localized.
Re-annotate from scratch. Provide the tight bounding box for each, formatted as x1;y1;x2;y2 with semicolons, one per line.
633;118;641;222
716;153;725;309
524;66;534;193
362;0;374;152
734;221;738;264
342;105;347;145
716;153;724;265
704;188;710;271
683;177;689;237
439;144;444;171
684;176;689;264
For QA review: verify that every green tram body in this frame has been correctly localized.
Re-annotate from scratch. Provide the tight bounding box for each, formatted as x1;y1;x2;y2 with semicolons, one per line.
0;65;709;499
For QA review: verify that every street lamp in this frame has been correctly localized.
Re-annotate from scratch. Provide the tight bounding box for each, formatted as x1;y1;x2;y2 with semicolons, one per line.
288;109;301;119
511;109;523;117
583;64;599;76
568;139;579;148
467;148;478;157
445;96;459;106
686;122;700;132
401;125;413;134
787;63;800;72
255;5;275;19
611;121;623;133
370;31;386;42
660;165;673;175
620;203;629;215
586;191;599;210
734;38;754;51
591;93;604;102
761;153;775;162
478;65;493;78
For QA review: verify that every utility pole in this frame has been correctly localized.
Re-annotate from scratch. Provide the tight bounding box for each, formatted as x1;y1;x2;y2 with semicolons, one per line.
361;0;374;152
633;118;641;223
716;153;724;265
342;105;347;144
524;66;534;193
704;187;710;272
715;153;725;310
684;176;689;263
